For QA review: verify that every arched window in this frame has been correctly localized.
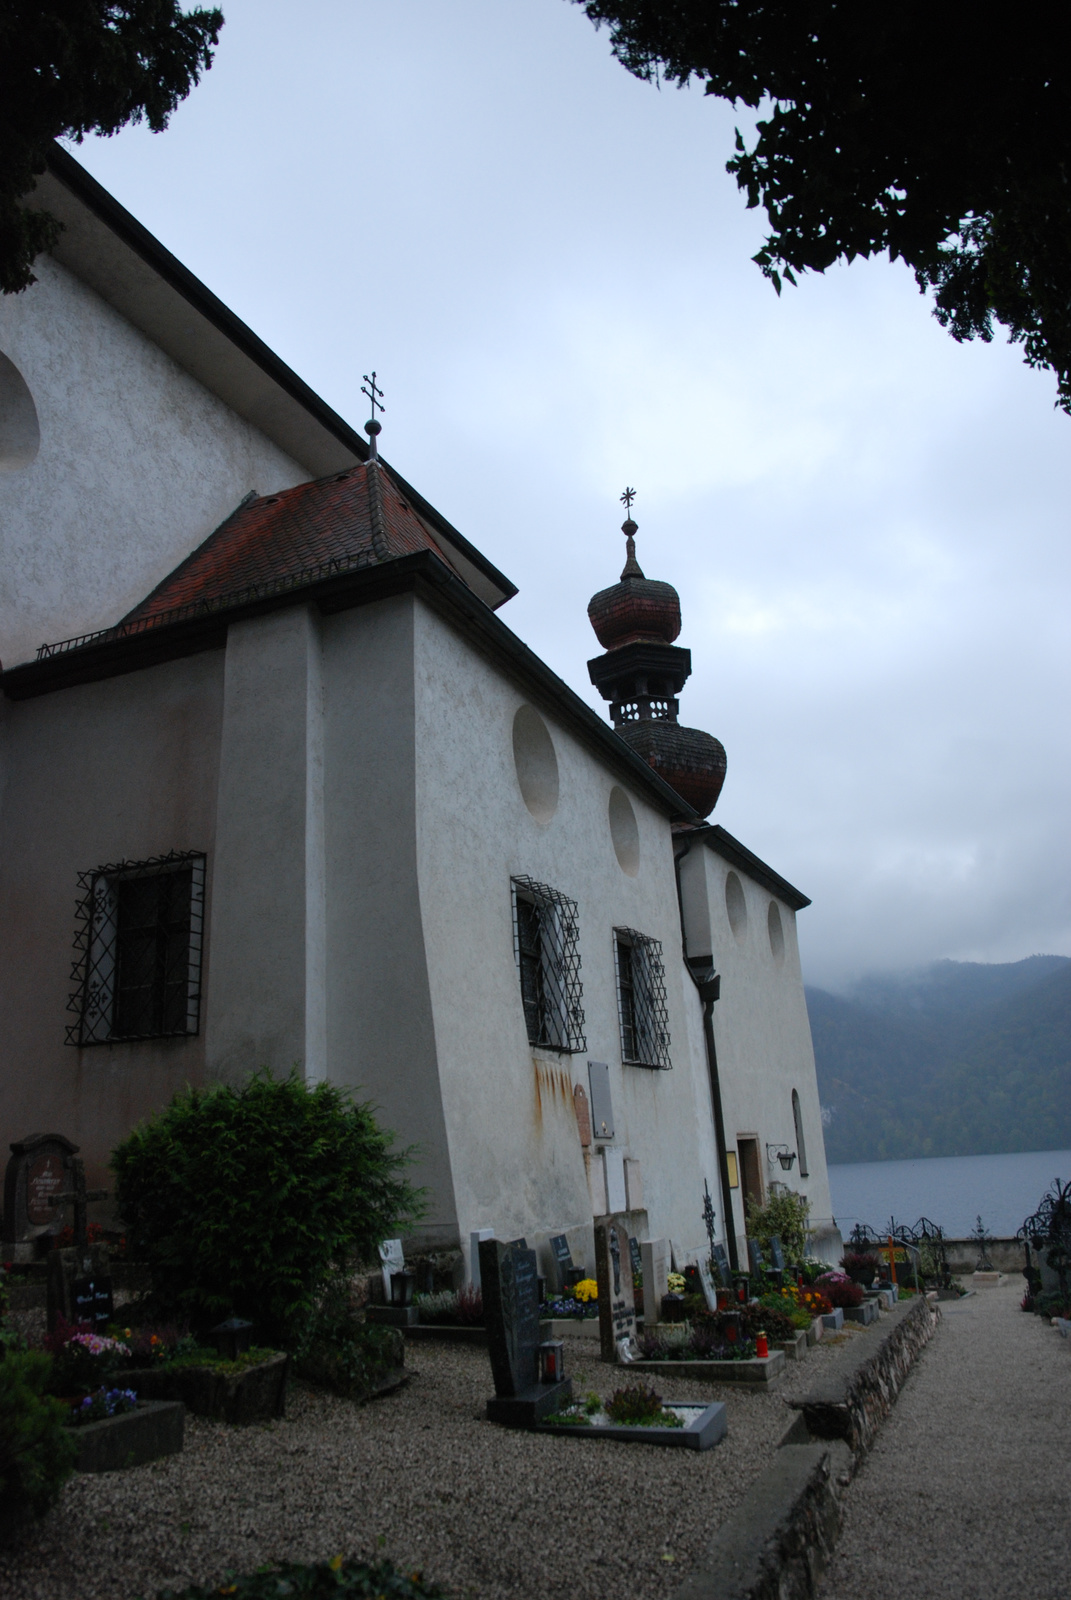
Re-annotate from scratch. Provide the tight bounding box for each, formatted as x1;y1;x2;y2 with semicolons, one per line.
792;1089;809;1177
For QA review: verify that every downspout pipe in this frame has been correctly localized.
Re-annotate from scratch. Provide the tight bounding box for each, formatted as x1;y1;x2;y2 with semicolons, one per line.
674;832;740;1274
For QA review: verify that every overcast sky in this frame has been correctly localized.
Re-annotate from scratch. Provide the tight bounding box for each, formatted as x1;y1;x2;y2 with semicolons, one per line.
69;0;1071;990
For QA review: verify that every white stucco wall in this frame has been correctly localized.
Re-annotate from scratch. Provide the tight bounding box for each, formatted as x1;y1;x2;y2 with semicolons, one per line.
0;255;310;667
679;841;837;1260
409;602;727;1277
0;650;225;1190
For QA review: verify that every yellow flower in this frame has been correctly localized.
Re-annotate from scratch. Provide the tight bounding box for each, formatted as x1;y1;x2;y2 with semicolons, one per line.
328;1555;344;1572
573;1278;598;1302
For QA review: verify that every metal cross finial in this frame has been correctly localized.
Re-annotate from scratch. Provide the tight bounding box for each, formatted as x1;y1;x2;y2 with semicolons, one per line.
703;1179;717;1255
362;370;386;421
620;486;636;515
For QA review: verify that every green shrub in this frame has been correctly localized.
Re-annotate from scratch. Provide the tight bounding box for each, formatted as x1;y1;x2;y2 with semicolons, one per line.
745;1191;811;1262
0;1351;77;1519
112;1071;423;1347
153;1556;448;1598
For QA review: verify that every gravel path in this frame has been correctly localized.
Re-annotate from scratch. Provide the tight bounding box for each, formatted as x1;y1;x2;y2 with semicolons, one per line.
0;1327;862;1600
820;1281;1071;1600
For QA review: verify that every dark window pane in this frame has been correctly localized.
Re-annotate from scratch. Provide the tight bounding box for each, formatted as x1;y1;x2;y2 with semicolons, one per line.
114;869;193;1037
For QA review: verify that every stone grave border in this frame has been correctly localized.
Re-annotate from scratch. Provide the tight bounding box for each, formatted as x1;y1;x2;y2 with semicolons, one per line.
535;1397;728;1451
672;1293;939;1600
627;1350;785;1387
72;1399;185;1473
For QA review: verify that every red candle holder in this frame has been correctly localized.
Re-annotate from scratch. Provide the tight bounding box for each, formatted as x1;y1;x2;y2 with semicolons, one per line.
755;1331;769;1359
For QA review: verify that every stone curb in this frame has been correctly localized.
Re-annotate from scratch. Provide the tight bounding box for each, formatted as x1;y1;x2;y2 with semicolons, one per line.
673;1296;939;1599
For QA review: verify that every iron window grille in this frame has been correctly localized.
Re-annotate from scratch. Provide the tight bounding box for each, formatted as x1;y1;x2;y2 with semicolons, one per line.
614;927;671;1069
66;851;205;1046
511;876;586;1053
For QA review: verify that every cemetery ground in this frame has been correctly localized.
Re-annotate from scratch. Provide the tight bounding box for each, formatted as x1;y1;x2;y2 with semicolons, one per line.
819;1276;1071;1600
2;1318;866;1600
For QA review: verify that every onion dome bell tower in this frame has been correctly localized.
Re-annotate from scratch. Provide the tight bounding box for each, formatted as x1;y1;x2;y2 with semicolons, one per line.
587;495;727;817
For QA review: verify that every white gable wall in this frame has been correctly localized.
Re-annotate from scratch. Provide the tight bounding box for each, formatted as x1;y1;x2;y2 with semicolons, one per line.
679;840;837;1260
0;255;309;668
411;602;727;1276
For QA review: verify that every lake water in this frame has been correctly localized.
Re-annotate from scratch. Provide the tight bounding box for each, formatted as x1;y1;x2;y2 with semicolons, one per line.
827;1148;1071;1238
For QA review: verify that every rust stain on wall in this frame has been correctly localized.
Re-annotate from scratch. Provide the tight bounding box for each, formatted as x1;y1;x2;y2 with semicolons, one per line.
533;1059;574;1132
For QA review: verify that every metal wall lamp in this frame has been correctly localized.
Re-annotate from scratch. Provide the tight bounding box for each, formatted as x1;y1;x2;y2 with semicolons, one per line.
766;1143;798;1171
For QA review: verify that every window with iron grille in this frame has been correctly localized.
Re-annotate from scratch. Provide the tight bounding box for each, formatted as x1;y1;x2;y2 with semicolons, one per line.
511;876;586;1053
66;852;205;1046
614;927;671;1069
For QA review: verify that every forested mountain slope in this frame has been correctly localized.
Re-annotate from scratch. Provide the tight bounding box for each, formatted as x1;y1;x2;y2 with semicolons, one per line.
808;956;1071;1163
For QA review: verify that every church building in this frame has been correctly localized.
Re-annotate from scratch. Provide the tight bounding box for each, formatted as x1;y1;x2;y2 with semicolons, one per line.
0;148;839;1278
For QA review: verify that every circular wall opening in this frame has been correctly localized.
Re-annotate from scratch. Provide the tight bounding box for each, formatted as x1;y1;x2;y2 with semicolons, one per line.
767;899;785;963
0;352;40;471
725;871;748;943
512;704;559;823
608;785;640;876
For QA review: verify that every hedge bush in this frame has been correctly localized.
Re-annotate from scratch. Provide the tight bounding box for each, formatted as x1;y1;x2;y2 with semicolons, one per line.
112;1072;423;1347
0;1351;77;1520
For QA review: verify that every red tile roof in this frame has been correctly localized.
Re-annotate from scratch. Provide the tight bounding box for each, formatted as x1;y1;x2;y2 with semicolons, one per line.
122;461;464;625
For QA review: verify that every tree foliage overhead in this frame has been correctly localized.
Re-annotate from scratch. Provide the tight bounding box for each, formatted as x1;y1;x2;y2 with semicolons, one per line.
574;1;1071;411
0;1;223;295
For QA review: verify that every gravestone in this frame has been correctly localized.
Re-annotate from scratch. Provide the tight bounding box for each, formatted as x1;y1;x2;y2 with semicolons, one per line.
480;1237;571;1425
73;1271;114;1330
573;1085;592;1148
641;1238;669;1326
769;1236;785;1272
469;1228;495;1289
697;1257;719;1311
712;1242;731;1287
3;1134;79;1262
378;1239;406;1300
594;1215;638;1363
47;1244;111;1332
603;1148;626;1212
747;1239;764;1277
587;1061;614;1140
550;1234;574;1291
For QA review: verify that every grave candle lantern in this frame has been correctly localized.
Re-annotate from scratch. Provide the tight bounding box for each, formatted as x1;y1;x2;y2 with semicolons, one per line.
538;1339;565;1384
210;1317;254;1360
755;1330;769;1358
390;1270;416;1308
722;1311;742;1344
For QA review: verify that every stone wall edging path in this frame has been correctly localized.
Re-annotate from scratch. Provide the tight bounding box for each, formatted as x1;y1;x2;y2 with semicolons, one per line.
674;1296;940;1600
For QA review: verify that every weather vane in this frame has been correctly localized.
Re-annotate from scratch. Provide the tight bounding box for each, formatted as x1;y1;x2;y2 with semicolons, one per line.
362;370;386;423
620;486;636;516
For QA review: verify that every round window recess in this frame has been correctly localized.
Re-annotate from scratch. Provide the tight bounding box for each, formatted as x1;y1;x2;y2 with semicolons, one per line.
0;352;40;471
608;785;640;876
768;899;785;964
512;704;559;823
725;870;748;943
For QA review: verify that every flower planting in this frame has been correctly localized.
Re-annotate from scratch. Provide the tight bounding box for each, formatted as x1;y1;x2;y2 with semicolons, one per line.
413;1286;484;1326
604;1381;683;1427
814;1272;865;1310
68;1387;138;1426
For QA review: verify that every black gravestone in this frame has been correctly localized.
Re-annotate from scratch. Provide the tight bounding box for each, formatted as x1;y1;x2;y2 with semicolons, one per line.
629;1236;643;1278
550;1234;574;1289
712;1243;731;1287
769;1236;785;1272
748;1238;764;1276
480;1238;571;1427
73;1274;114;1330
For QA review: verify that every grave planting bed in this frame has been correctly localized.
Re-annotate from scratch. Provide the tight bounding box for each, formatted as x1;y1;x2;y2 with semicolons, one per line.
0;1325;868;1600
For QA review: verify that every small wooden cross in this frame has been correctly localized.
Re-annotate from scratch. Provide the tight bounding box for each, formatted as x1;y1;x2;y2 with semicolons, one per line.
361;370;386;420
45;1157;107;1253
